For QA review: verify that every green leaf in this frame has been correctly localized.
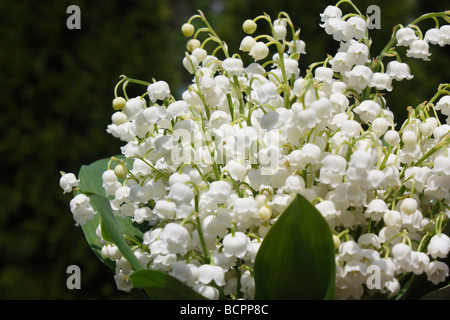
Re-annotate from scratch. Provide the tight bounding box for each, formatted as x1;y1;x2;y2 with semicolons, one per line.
254;194;336;300
88;193;146;272
77;156;149;272
130;269;208;300
419;283;450;300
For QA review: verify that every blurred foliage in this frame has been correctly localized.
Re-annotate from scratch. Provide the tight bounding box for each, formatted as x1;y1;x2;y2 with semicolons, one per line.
0;0;448;299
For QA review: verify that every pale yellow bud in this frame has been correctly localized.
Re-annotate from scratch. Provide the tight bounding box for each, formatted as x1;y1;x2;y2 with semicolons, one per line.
181;23;195;37
243;19;257;34
114;164;128;179
258;205;272;221
112;97;126;111
187;39;201;52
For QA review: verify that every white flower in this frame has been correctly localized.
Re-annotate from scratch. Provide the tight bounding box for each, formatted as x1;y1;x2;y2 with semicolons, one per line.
194;284;220;300
406;40;431;61
425;261;449;285
424;28;440;45
438;25;450;46
183;55;199;74
384;130;400;146
346;42;370;65
319;154;347;187
69;194;96;226
197;264;226;286
322;18;351;41
168;182;194;205
147;81;170;103
320;5;342;22
102;243;122;260
160;223;191;255
171;261;198;287
153;199;177;219
114;272;132;292
329;52;353;73
365;199;388;221
392;243;412;270
249;42;269;61
342;261;367;286
396;27;418;46
358;233;381;249
315;66;334;83
345;65;373;91
122;97;145;120
240;36;256;52
353;100;381;123
223;232;250;258
222;58;244;76
435;95;450;116
346;16;367;40
60;173;79;194
386;61;413;81
338;240;361;262
257;81;278;104
166;100;189;120
399;198;418;215
192;47;207;63
273;21;287;40
383;210;402;228
427;233;450;259
315;200;340;221
369;72;393;91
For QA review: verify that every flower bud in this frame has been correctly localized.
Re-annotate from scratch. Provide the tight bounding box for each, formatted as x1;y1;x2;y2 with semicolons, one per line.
187;38;201;52
111;112;127;125
258;205;272;221
243;19;257;34
112;97;127;110
181;23;195;37
384;130;400;146
401;130;417;146
400;198;418;215
114;164;128;179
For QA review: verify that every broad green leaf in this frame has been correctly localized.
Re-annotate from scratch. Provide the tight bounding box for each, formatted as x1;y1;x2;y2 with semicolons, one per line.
130;269;208;300
254;194;336;300
77;156;149;271
419;283;450;300
89;193;146;272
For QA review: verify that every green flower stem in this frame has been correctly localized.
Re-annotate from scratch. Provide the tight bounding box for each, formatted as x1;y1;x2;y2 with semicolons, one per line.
336;0;363;16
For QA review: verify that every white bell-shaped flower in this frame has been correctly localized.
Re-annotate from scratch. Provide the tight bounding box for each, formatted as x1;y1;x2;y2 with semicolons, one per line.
222;57;244;77
170;261;198;287
160;223;192;255
435;95;450;116
386;61;413;81
424;28;440;45
147;81;170;103
353;100;381;123
69;194;96;226
425;261;449;285
369;72;393;91
406;39;431;61
223;231;250;258
60;173;79;194
197;264;226;286
438;25;450;46
427;234;450;259
396;27;418;46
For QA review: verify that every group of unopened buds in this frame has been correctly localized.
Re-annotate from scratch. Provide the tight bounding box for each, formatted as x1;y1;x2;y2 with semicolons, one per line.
61;2;450;299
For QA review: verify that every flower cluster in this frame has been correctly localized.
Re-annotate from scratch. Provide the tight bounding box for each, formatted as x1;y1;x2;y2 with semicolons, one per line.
61;2;450;300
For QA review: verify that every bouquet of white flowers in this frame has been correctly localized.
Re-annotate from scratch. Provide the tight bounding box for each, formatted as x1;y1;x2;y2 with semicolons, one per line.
60;0;450;300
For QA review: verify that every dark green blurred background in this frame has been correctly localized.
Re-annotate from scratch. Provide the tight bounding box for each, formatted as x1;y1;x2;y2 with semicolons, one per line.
0;0;448;299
